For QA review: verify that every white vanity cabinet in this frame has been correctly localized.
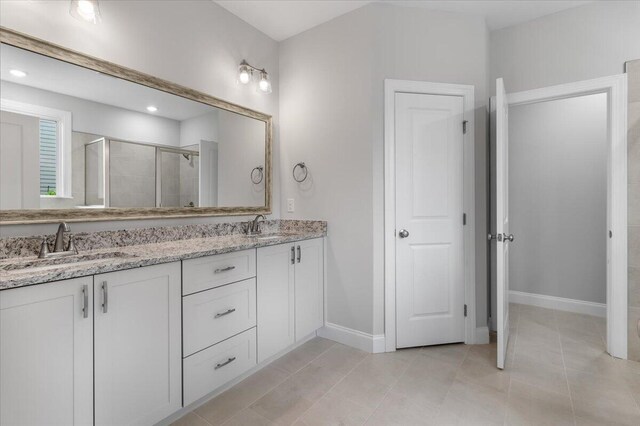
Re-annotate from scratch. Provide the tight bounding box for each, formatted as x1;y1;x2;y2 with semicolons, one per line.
182;253;259;405
294;238;325;341
257;238;324;362
0;277;94;426
0;235;325;425
257;243;296;363
94;262;182;426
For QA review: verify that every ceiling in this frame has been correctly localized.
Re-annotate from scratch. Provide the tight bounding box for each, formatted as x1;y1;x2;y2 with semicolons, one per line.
215;0;593;41
0;44;216;122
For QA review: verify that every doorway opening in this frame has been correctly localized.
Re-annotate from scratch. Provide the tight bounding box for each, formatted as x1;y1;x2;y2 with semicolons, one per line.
491;75;628;368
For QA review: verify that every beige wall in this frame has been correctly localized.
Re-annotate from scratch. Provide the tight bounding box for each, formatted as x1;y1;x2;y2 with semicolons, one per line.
280;3;489;335
490;1;640;93
627;60;640;361
509;94;607;303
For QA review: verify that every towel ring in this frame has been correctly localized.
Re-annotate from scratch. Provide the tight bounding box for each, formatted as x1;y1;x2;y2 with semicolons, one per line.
251;166;264;184
292;162;308;183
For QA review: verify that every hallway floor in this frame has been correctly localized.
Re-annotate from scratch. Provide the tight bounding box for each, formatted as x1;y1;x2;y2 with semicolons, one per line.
173;304;640;425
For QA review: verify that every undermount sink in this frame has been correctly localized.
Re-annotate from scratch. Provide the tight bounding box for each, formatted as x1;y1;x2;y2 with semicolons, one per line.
250;234;286;241
0;251;138;272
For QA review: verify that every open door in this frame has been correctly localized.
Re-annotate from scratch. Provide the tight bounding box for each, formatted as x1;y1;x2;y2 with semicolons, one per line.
496;77;514;369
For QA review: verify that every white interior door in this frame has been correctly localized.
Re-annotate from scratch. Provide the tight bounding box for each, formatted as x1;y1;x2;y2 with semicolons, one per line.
496;77;512;369
0;110;40;209
395;92;465;348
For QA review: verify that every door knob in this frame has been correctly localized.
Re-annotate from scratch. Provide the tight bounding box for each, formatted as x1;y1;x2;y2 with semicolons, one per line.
398;229;409;238
503;233;514;242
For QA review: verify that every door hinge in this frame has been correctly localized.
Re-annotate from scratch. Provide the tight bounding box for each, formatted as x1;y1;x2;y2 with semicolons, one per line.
464;304;468;317
462;120;468;134
463;213;467;225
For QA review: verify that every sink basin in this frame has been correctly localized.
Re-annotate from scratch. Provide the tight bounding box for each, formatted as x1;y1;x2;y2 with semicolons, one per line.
249;233;287;241
255;235;281;240
0;252;138;272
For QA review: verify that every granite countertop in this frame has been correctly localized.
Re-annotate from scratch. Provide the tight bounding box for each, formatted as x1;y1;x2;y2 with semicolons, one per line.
0;230;325;290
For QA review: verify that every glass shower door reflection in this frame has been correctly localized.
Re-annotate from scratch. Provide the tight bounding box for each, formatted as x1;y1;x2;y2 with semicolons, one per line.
158;149;199;208
84;138;105;207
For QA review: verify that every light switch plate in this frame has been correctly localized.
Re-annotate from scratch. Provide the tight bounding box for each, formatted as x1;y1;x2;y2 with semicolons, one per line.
287;198;295;213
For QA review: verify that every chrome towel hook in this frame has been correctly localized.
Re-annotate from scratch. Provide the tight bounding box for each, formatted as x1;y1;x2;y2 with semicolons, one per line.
251;166;264;184
292;162;308;183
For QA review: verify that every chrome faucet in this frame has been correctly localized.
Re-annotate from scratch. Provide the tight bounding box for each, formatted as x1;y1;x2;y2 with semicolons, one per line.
54;222;70;252
248;215;266;235
38;222;78;259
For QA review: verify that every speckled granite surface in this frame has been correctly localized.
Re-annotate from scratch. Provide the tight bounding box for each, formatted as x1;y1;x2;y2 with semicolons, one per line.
0;220;326;290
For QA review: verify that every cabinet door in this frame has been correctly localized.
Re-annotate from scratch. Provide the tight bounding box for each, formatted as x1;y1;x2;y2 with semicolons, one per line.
257;243;295;363
94;262;181;426
294;238;325;341
0;277;93;426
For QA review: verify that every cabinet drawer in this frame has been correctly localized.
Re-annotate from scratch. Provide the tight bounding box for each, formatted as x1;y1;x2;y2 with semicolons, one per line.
183;278;256;357
183;327;256;406
183;249;256;295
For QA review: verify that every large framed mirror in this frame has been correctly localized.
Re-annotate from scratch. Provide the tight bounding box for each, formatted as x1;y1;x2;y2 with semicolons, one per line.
0;27;272;224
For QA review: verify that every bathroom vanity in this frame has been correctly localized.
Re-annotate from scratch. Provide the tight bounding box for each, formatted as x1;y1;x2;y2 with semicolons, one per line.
0;221;326;426
0;27;324;425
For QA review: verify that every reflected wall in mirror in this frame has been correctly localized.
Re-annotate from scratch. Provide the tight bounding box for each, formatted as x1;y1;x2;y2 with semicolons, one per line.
0;28;271;223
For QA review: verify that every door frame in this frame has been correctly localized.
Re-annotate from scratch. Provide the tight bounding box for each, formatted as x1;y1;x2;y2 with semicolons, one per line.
500;74;628;359
384;79;476;352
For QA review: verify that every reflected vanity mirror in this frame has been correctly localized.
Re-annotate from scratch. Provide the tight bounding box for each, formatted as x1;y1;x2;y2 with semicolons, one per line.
0;28;271;223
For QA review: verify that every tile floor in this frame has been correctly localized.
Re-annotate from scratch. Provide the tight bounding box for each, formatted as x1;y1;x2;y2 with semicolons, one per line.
172;304;640;425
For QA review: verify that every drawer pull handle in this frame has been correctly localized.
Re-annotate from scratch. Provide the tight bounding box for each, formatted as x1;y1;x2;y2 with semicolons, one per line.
214;308;236;318
82;284;89;318
214;265;236;274
215;357;237;370
101;281;108;314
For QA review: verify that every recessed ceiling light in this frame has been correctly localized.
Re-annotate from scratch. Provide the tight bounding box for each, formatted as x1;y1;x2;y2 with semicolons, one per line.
146;106;158;113
9;69;27;78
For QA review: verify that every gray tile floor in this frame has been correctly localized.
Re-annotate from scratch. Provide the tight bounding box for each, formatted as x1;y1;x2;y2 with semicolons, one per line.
173;304;640;425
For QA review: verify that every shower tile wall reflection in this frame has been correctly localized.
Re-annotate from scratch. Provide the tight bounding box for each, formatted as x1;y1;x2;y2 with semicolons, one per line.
160;152;180;207
110;141;156;208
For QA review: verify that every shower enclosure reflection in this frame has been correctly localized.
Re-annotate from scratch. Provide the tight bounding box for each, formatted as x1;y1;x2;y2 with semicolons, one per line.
159;147;200;208
71;135;209;208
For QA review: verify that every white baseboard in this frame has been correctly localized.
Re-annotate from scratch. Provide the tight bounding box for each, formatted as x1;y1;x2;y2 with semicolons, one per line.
317;322;385;353
475;326;490;344
509;290;606;318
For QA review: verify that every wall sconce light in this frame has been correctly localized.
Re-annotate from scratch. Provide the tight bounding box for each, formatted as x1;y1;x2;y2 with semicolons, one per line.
237;60;272;94
70;0;102;24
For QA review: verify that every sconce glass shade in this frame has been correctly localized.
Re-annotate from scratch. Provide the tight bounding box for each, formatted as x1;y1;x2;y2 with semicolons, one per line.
237;64;252;85
70;0;102;24
258;71;272;94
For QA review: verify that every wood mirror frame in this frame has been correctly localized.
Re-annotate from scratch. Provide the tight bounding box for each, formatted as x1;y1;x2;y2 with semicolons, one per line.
0;27;272;224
